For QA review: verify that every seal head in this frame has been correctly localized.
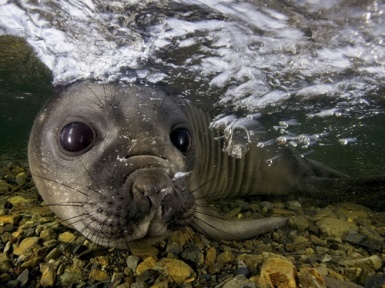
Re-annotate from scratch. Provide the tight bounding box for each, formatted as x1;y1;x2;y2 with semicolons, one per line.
29;81;196;248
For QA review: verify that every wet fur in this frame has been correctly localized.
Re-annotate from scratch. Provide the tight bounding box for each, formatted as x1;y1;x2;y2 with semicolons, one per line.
28;81;385;249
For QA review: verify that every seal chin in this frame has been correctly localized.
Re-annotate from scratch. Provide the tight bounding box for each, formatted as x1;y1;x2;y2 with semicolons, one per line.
73;214;170;249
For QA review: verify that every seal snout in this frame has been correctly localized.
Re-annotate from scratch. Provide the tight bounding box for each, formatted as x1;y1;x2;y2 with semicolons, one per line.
131;168;174;209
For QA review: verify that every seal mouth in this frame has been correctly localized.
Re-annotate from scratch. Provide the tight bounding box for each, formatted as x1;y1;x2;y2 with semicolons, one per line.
73;155;194;247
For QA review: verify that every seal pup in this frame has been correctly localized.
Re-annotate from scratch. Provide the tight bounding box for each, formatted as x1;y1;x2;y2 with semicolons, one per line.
28;81;384;248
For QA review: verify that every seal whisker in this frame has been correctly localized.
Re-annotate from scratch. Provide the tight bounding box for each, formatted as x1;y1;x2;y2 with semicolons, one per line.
31;173;90;198
76;217;103;246
55;210;98;227
85;82;106;109
188;174;228;202
76;159;105;197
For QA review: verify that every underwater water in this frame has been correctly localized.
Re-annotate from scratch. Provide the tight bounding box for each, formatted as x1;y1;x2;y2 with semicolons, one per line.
0;1;385;287
0;0;384;175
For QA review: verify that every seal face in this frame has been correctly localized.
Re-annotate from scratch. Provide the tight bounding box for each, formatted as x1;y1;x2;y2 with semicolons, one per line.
29;81;196;248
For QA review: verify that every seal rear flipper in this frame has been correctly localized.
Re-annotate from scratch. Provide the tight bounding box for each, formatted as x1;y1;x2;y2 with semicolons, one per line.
300;175;385;210
191;207;287;240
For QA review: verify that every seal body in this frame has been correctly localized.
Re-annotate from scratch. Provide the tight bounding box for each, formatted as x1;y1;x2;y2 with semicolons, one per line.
28;81;383;248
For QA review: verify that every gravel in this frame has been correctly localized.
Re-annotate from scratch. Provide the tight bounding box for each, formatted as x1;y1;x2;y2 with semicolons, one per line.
1;158;384;288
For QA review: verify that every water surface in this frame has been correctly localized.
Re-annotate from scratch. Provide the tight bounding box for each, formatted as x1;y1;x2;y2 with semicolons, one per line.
0;0;384;173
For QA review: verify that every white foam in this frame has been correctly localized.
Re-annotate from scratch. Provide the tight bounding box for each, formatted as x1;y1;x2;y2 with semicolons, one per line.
1;0;384;154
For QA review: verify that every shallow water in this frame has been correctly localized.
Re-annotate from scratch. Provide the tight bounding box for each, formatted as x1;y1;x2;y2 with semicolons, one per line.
0;1;385;287
0;0;384;175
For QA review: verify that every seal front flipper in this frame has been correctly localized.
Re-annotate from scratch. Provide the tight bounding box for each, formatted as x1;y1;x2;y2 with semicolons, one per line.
191;206;287;240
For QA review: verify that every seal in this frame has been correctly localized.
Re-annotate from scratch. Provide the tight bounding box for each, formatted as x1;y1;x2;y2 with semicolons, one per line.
28;81;384;248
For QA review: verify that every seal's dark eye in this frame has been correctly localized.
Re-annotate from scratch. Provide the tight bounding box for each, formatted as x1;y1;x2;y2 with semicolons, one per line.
59;122;96;154
170;128;192;153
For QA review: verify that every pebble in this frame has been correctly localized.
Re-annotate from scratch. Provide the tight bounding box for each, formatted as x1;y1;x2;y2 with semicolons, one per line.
339;255;382;270
40;228;57;240
155;258;195;285
335;203;371;220
13;236;41;256
234;266;250;278
316;217;358;238
130;243;159;258
44;247;61;262
289;215;309;231
15;172;27;185
1;161;384;287
40;263;56;287
216;251;235;265
151;278;168;288
205;246;217;266
181;245;204;264
126;255;140;272
0;215;21;226
222;274;255;288
225;207;242;218
293;235;311;250
237;254;261;275
58;264;84;286
16;269;29;286
135;269;159;285
136;257;157;274
130;283;147;288
324;276;365;288
0;253;12;272
89;268;109;281
7;195;35;207
58;231;77;243
258;253;296;288
298;267;326;288
0;180;10;192
93;255;109;266
286;200;302;211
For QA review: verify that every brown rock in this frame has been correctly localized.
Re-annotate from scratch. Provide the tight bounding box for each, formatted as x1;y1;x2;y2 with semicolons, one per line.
298;268;326;288
129;243;159;259
7;195;34;207
0;180;10;192
258;254;297;288
315;218;357;239
205;246;217;266
93;255;109;267
155;258;195;285
13;237;41;256
40;263;56;287
58;264;83;286
217;251;235;265
89;269;109;281
58;231;77;243
136;257;157;275
0;215;21;226
0;253;12;273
